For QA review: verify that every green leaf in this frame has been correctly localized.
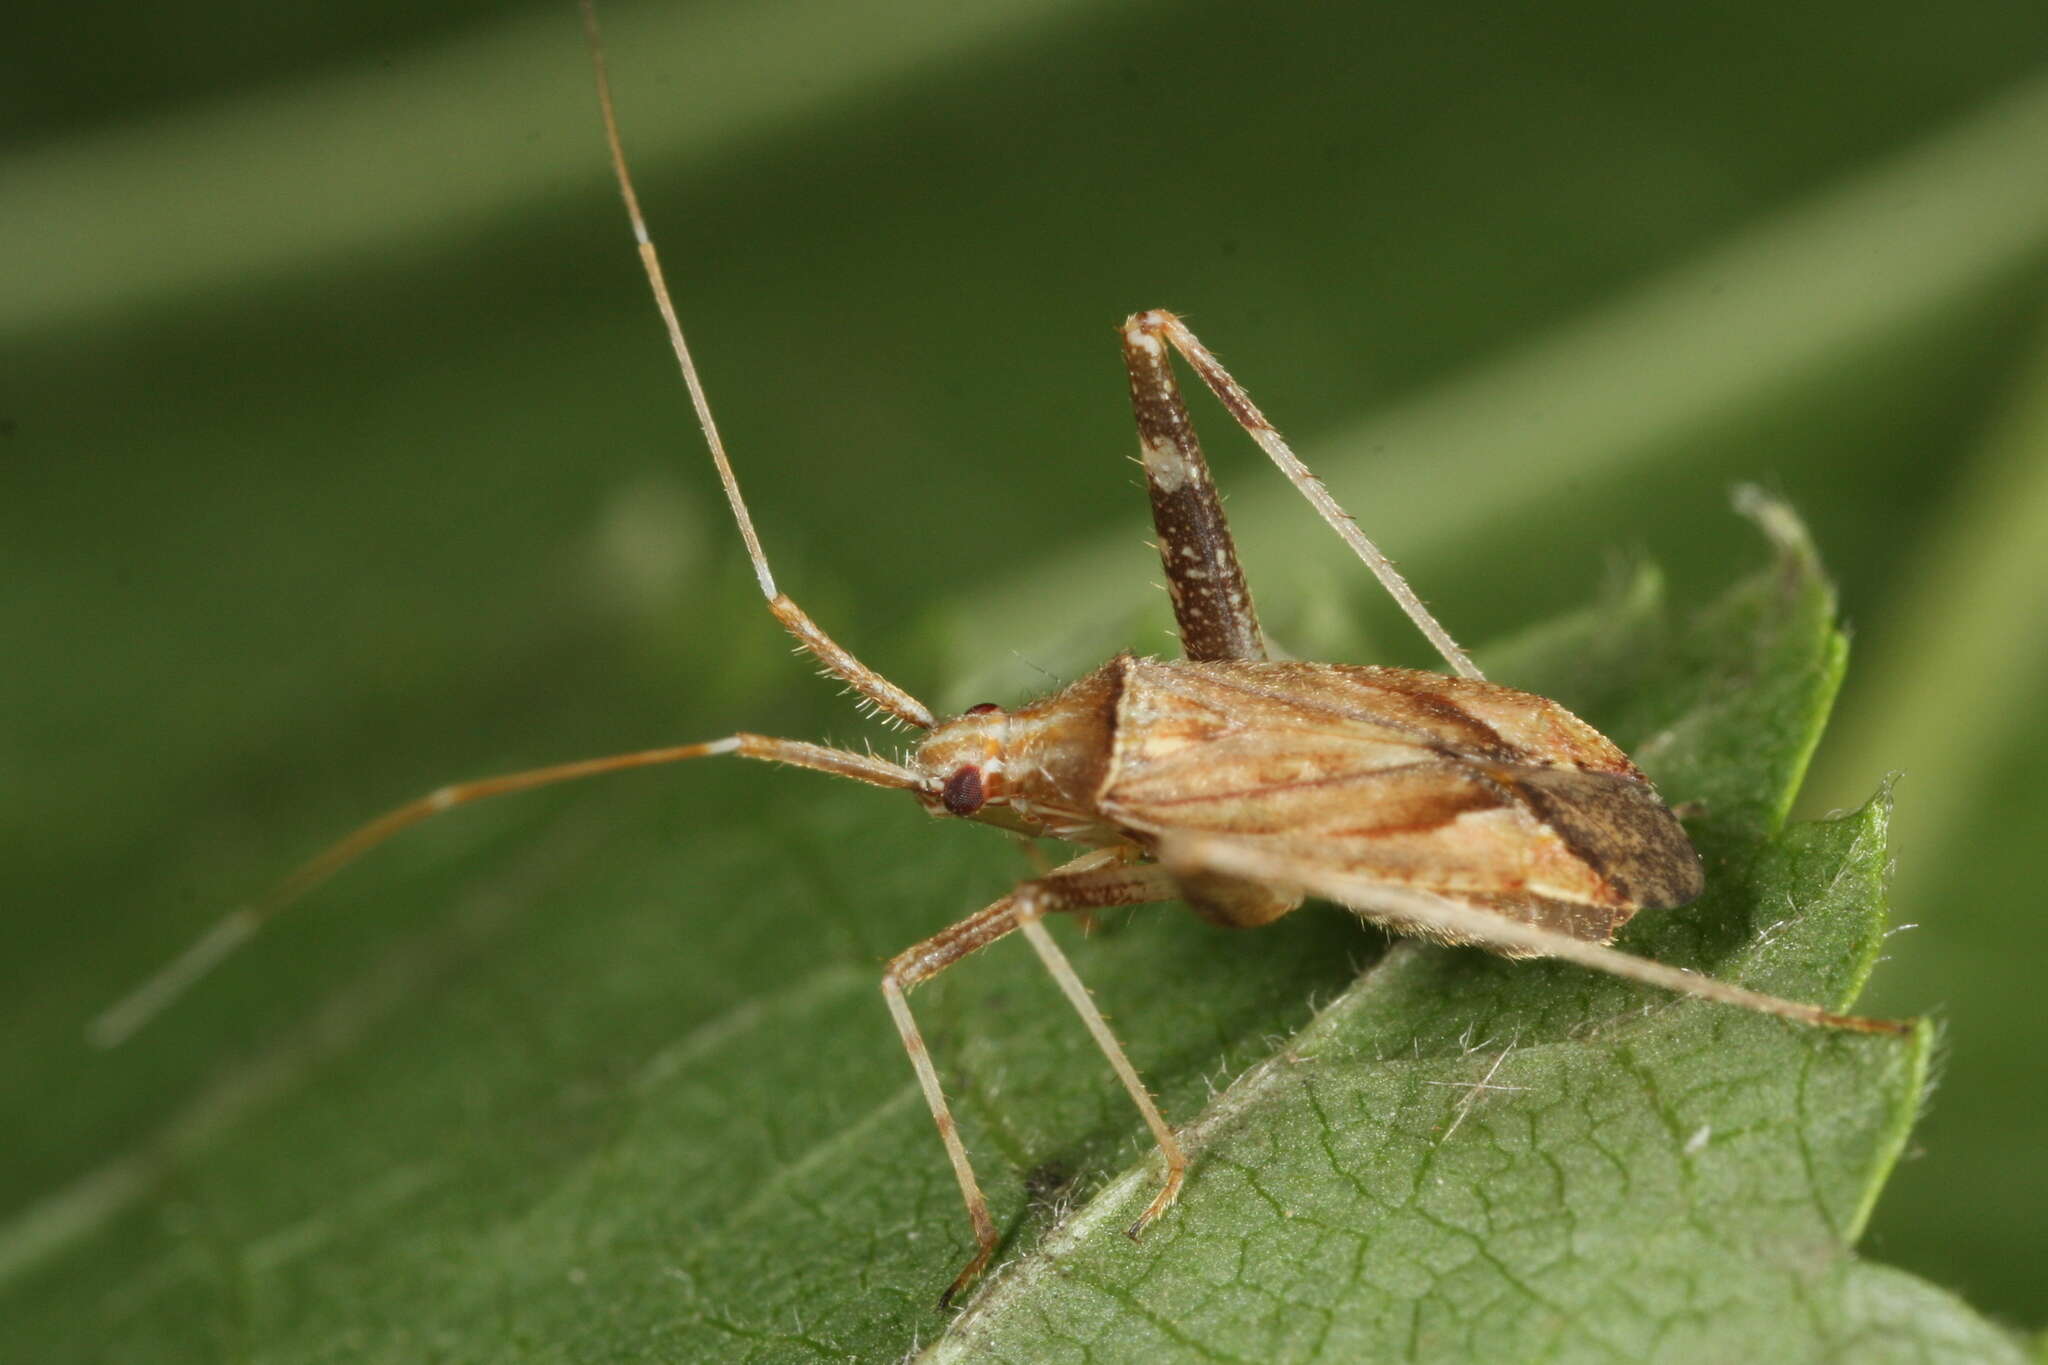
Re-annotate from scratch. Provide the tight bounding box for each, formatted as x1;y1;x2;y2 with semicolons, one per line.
4;498;2019;1363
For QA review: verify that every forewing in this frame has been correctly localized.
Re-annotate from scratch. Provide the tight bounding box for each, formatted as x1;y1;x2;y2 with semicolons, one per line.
1102;660;1701;937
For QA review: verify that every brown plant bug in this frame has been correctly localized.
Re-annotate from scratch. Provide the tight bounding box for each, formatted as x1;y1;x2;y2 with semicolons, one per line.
93;0;1912;1310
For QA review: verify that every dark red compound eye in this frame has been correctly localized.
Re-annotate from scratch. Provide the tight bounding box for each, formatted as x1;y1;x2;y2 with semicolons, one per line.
941;766;986;816
965;702;1001;715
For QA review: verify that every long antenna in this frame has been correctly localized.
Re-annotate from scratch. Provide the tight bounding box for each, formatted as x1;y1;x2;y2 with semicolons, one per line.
578;0;932;730
580;1;772;600
90;3;942;1049
90;735;919;1047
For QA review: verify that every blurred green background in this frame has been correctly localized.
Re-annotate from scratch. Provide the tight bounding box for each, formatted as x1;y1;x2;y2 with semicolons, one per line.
6;0;2046;1349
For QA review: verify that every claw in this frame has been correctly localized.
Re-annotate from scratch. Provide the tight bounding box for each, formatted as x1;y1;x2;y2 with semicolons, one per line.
1123;1162;1187;1241
938;1239;996;1311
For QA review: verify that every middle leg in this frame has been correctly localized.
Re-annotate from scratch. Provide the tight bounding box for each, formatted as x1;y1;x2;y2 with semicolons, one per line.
880;850;1182;1305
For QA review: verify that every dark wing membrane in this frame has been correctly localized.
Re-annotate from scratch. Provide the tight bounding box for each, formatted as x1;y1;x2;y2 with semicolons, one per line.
1501;766;1703;911
1102;660;1701;936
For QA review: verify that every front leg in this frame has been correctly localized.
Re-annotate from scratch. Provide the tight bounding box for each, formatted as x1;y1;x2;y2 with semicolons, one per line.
879;850;1181;1306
